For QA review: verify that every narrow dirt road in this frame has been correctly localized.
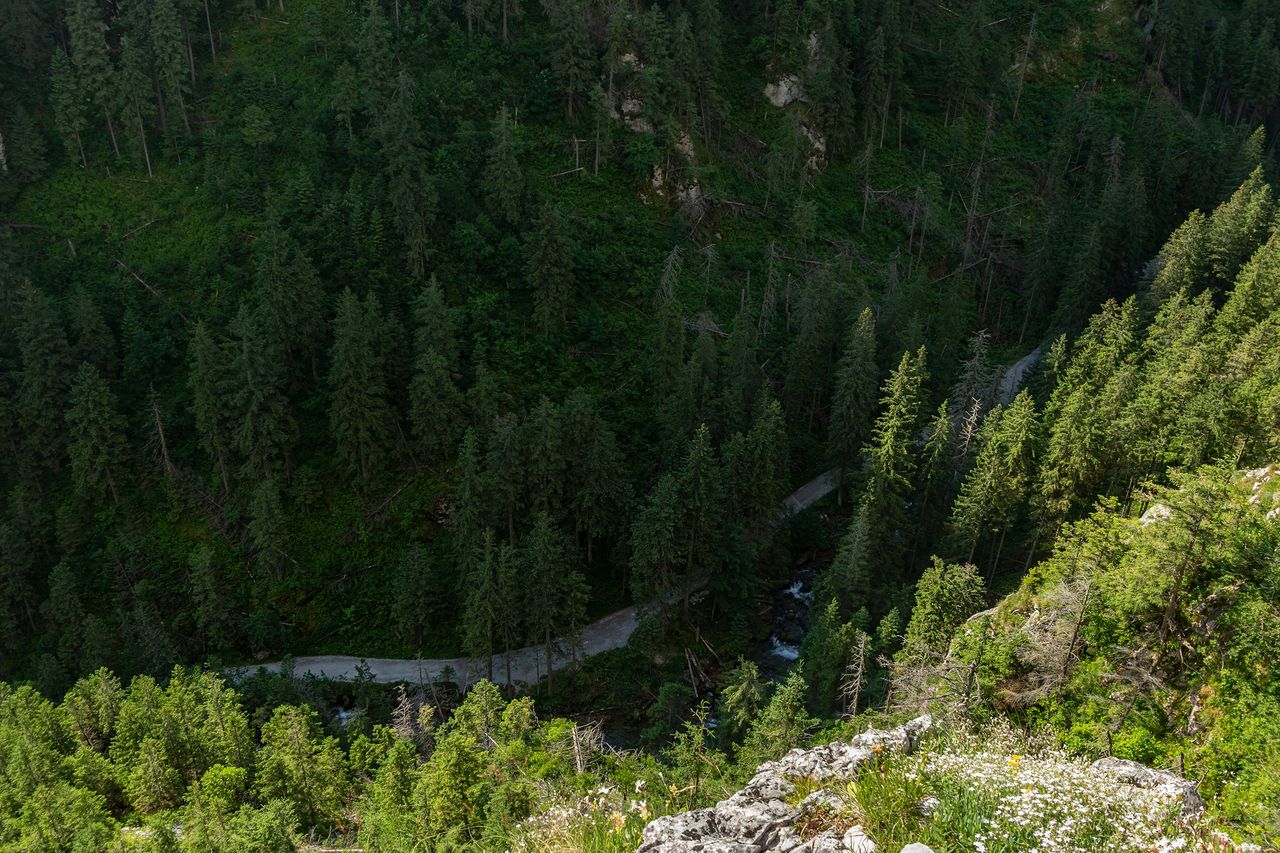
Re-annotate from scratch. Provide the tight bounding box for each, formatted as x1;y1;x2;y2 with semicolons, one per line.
240;466;844;688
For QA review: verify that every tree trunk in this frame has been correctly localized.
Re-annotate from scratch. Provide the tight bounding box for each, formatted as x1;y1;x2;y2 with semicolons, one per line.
136;104;153;177
105;110;120;155
204;0;217;60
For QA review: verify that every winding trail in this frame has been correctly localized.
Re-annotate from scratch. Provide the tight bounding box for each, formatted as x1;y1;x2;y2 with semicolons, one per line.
239;466;844;689
241;349;1041;689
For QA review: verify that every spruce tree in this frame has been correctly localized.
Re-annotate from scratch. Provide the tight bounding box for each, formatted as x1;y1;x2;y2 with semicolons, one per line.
860;347;927;580
524;397;566;517
463;530;500;682
452;430;488;577
67;0;120;155
629;473;682;609
378;71;436;280
899;557;985;663
542;0;595;120
16;288;72;479
679;425;725;605
526;205;575;336
50;47;88;168
254;217;327;384
483;106;522;224
116;32;156;176
69;287;117;379
151;0;190;136
328;289;396;482
65;364;128;506
949;390;1038;568
829;307;878;474
228;305;297;482
189;320;234;492
486;413;524;545
522;513;587;688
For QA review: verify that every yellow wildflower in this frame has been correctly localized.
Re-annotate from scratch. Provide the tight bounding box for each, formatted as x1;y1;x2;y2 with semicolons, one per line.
610;812;626;832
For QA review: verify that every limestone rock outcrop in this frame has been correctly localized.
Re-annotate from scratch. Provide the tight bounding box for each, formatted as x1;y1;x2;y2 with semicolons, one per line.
636;716;933;852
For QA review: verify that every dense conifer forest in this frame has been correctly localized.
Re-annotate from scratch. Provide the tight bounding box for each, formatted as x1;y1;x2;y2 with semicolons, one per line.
1;0;1279;849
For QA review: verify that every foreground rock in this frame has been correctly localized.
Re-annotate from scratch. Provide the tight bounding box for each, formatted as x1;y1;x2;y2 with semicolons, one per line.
1090;757;1206;817
637;716;933;852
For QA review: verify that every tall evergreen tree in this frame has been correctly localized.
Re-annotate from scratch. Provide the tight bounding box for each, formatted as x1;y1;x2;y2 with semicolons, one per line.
948;390;1038;568
522;513;587;688
228;306;297;482
899;557;984;663
66;0;120;155
378;71;436;280
463;530;500;682
829;307;878;474
859;347;927;580
483;106;522;224
65;364;127;506
526;206;574;336
542;0;595;119
329;289;396;482
50;47;88;167
189;320;234;492
16;288;72;480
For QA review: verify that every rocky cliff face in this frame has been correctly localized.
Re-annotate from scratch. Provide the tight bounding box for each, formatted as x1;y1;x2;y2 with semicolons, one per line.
637;716;934;852
636;716;1205;853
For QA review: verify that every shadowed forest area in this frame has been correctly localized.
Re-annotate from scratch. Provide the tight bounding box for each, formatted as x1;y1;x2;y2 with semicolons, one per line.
1;0;1279;848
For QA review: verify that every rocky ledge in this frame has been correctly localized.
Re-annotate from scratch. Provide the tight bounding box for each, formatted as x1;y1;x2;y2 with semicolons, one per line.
637;716;933;852
636;716;1205;853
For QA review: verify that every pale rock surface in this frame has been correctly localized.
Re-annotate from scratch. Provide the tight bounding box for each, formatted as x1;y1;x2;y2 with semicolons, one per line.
636;717;932;852
1090;757;1206;817
764;74;805;108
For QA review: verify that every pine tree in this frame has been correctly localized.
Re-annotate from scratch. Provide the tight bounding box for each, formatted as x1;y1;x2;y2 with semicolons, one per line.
542;0;595;120
228;305;297;482
254;216;327;384
69;287;117;379
16;288;73;479
116;32;156;177
151;0;190;136
189;320;234;492
463;530;500;682
829;307;878;473
66;0;120;156
899;557;984;663
65;364;127;506
522;513;587;688
526;205;575;336
524;397;567;517
50;47;88;168
484;106;523;224
860;347;927;579
329;289;396;482
629;473;682;609
486;413;523;545
378;71;436;280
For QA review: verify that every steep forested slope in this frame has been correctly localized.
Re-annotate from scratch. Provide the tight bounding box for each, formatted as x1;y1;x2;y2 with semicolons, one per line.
3;0;1277;693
